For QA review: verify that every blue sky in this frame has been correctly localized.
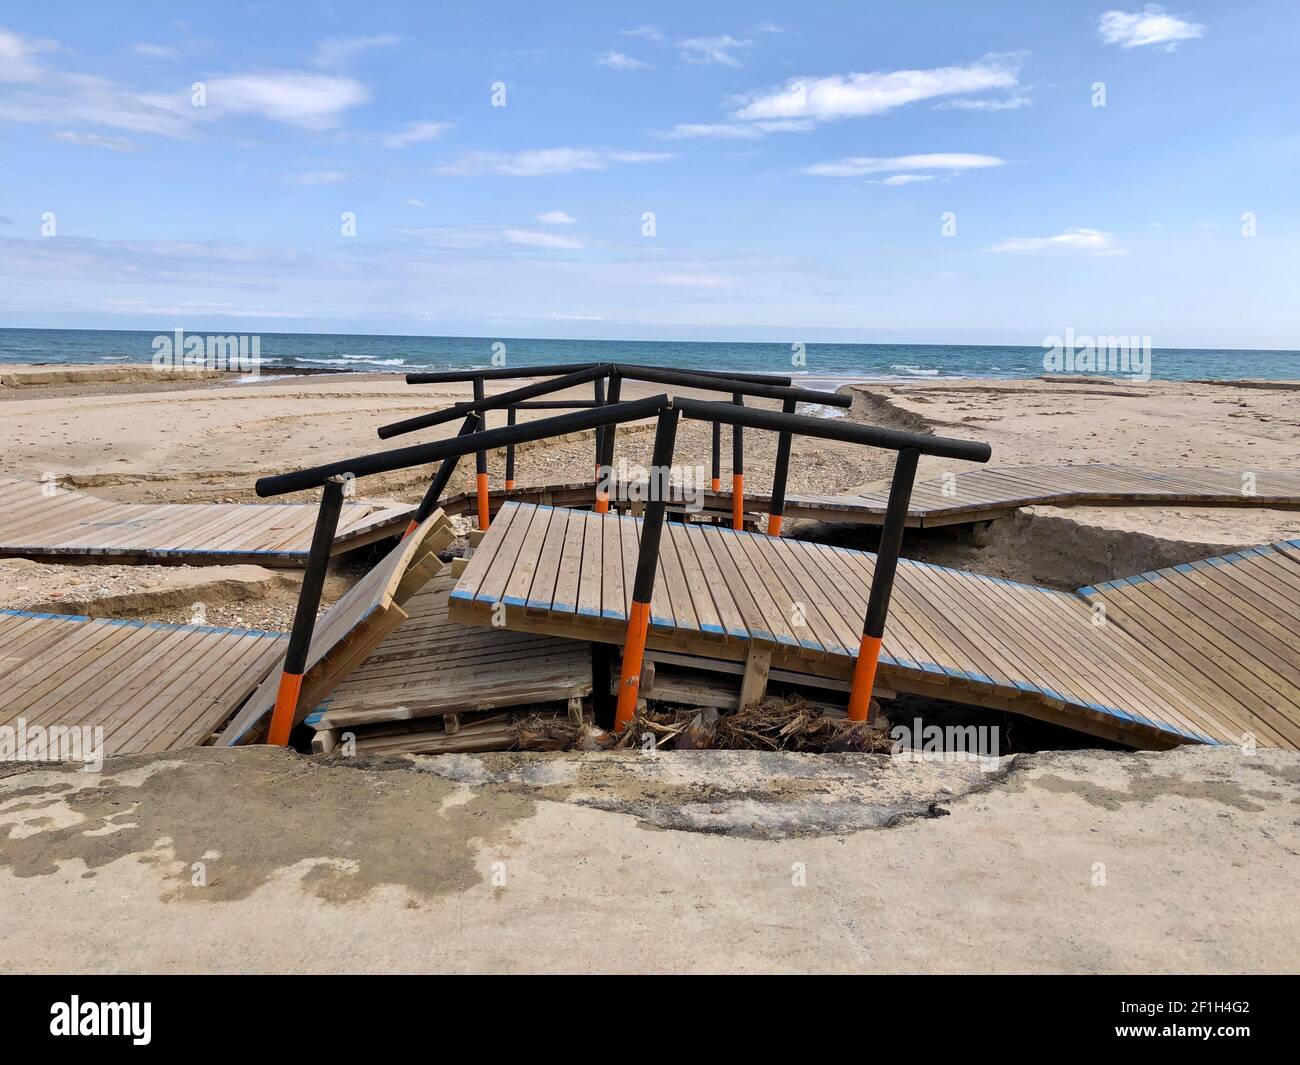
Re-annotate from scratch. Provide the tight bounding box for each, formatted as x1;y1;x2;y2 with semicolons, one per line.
0;1;1296;346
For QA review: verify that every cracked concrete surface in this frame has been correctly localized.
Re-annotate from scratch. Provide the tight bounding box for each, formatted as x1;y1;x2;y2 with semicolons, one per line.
0;744;1295;973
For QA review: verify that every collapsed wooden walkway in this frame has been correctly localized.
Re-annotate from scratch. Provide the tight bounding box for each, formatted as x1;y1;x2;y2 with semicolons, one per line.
0;476;414;565
449;502;1300;750
443;465;1300;529
0;609;284;757
305;573;592;755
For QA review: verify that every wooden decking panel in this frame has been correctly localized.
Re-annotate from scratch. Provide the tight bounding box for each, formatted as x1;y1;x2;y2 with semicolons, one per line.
0;476;413;564
311;574;591;730
449;502;1300;749
1079;543;1300;750
0;609;284;757
216;510;455;745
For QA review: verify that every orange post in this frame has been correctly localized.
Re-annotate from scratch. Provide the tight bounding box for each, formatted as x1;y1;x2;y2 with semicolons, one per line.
767;514;783;537
732;473;744;530
614;600;652;730
476;471;490;530
403;518;420;537
505;479;516;491
710;477;720;493
846;634;882;721
267;672;305;745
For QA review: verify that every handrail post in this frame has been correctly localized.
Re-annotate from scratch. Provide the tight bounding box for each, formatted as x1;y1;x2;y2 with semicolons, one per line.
595;371;621;513
472;375;489;529
767;397;797;536
615;405;679;730
593;376;606;481
847;447;920;721
731;393;744;530
267;475;347;745
505;407;517;491
710;420;721;493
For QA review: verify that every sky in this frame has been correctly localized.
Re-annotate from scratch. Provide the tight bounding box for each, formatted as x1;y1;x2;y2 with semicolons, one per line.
0;1;1297;347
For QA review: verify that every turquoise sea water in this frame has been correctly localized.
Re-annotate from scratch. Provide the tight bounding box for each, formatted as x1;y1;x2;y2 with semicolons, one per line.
1;328;1297;382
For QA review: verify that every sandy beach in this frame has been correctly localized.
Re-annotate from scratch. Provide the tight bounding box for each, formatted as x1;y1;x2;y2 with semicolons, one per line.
2;364;1296;621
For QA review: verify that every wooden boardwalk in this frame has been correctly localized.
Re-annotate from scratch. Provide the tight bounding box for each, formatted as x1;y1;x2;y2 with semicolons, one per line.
1079;542;1300;750
217;510;456;745
449;502;1300;749
445;465;1300;529
313;574;590;731
0;476;414;565
0;609;284;757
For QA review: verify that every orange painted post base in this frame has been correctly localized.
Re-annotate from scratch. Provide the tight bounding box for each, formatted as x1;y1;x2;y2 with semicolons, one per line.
846;633;883;721
476;472;490;530
732;473;745;530
594;465;610;513
710;477;720;493
614;600;651;731
767;514;783;537
403;518;420;537
505;479;516;491
267;671;304;746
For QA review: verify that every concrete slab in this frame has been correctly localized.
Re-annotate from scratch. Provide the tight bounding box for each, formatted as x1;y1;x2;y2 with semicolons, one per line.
0;745;1295;973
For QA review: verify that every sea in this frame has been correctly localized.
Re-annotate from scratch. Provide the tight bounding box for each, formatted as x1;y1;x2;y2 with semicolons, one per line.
1;328;1297;382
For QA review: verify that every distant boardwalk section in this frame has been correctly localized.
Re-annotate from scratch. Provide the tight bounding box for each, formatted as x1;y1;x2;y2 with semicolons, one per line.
0;476;413;565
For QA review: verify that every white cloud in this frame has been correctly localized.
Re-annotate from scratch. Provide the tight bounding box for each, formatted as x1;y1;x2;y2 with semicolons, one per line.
312;34;403;69
732;56;1021;122
503;228;586;250
989;227;1122;254
802;152;1006;177
938;95;1032;111
437;147;674;176
537;210;576;224
653;273;732;289
660;123;765;139
0;27;56;82
598;51;650;70
382;120;451;148
756;22;783;34
204;72;368;129
133;43;178;59
0;74;192;136
620;26;666;42
286;171;348;186
880;174;934;186
51;130;138;151
549;312;605;321
1098;6;1205;50
679;36;751;67
406;198;426;208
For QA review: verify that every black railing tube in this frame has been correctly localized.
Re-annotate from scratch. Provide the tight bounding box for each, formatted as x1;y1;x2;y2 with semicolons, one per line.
847;447;921;721
615;405;680;730
504;407;517;489
675;397;992;464
379;363;614;439
407;363;592;383
267;475;347;745
710;420;721;492
256;395;673;498
593;375;606;477
731;393;745;530
767;397;798;536
595;372;622;513
612;364;851;408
